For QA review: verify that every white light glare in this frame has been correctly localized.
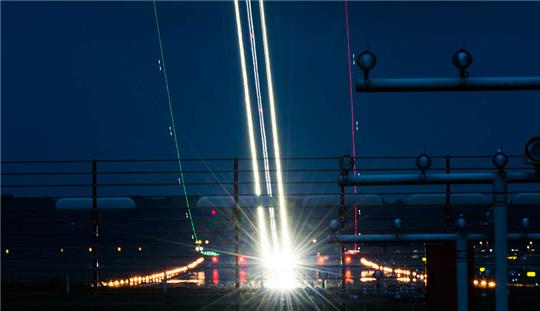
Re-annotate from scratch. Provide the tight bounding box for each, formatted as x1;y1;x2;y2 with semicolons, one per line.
263;251;299;290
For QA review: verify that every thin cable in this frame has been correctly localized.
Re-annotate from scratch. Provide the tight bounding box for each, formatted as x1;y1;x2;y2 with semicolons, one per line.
152;0;198;242
344;0;358;250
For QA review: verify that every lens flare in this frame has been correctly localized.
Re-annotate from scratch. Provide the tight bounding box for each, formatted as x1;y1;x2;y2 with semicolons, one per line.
264;251;299;290
234;0;297;289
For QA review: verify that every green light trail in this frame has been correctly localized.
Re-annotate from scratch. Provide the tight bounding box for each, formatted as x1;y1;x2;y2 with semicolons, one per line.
152;0;198;243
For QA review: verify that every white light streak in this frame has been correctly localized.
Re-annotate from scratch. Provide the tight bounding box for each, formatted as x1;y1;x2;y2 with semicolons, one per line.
245;0;280;254
259;0;290;252
258;0;298;289
245;0;273;198
233;0;261;196
234;0;298;289
268;206;279;249
257;206;271;260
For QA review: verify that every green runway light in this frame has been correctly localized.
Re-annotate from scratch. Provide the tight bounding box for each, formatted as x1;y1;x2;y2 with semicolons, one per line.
201;250;220;257
153;0;198;243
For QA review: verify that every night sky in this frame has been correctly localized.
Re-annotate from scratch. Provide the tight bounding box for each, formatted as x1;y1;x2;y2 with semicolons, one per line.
2;1;540;162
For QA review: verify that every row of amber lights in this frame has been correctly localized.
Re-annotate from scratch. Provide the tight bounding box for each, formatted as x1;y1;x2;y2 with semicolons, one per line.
359;258;427;283
100;257;204;288
473;275;538;289
471;279;536;289
473;279;496;288
3;246;144;254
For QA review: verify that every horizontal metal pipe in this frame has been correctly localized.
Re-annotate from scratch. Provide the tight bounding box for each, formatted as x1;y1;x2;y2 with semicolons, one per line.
330;233;540;243
340;172;494;186
506;171;540;183
356;77;540;92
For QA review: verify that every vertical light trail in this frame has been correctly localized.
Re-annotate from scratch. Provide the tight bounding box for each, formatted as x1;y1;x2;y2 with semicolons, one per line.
257;206;271;262
152;0;198;242
344;0;359;251
233;0;262;196
259;0;290;251
268;205;279;248
235;0;297;288
245;0;280;253
235;0;274;270
245;0;273;198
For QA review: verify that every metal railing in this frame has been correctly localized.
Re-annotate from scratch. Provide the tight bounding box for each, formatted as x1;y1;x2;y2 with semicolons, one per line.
2;155;539;309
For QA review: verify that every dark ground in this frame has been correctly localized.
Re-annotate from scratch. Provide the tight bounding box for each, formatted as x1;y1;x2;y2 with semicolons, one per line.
2;285;540;310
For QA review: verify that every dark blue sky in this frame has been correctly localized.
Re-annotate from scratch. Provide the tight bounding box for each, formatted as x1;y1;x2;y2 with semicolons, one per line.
2;1;539;161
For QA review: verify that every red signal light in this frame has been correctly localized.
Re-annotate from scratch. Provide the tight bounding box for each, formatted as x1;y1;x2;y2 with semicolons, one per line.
211;209;217;216
239;256;247;265
211;256;219;264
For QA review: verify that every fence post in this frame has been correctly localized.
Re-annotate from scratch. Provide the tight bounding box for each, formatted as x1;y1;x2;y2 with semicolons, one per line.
456;230;468;311
340;184;346;289
92;160;99;289
233;158;240;289
65;273;70;294
444;155;452;227
493;171;508;311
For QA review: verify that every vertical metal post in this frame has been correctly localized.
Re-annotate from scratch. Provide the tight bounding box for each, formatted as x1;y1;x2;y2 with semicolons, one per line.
162;270;168;293
444;155;451;227
233;158;240;290
493;172;508;311
65;273;70;295
339;184;346;230
91;160;99;289
339;184;346;289
456;231;468;311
